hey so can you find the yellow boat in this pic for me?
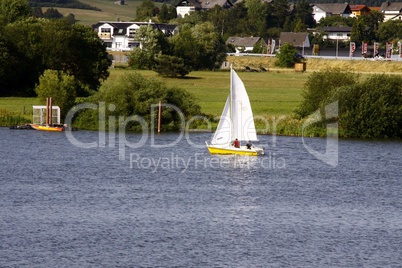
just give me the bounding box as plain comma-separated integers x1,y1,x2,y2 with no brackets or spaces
206,67,264,156
206,143,264,156
30,124,64,132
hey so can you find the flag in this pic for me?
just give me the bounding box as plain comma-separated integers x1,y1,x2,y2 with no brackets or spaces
399,42,402,59
386,42,392,59
350,42,355,57
373,42,379,56
362,42,368,54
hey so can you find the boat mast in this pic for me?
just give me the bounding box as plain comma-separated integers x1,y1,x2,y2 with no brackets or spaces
230,65,233,142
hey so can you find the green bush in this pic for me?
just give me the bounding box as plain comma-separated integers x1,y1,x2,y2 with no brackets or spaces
295,68,358,119
154,54,190,77
275,43,300,68
295,69,402,139
35,69,77,118
74,72,201,132
335,74,402,138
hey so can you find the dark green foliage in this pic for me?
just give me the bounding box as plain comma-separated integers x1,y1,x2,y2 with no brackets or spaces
335,75,402,139
296,70,402,139
158,3,176,22
135,0,156,21
43,7,63,19
127,25,169,70
275,43,300,68
154,54,189,77
377,20,402,43
35,69,77,118
76,73,201,132
0,18,111,96
295,68,358,119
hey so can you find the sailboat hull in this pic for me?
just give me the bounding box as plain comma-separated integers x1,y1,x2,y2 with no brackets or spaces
207,144,264,156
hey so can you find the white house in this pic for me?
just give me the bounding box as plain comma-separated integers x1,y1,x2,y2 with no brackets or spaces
320,27,352,41
92,21,178,51
312,3,352,23
176,0,233,18
380,2,402,21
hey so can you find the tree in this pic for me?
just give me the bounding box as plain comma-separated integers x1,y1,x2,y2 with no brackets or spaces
128,25,169,70
154,53,189,77
75,73,201,131
1,18,111,96
295,68,358,119
0,0,31,26
35,70,77,118
335,74,402,138
43,7,64,19
135,0,156,21
39,20,111,96
294,0,315,29
275,43,299,68
158,3,169,23
171,22,226,70
271,0,289,28
351,17,368,44
377,20,402,43
244,0,268,36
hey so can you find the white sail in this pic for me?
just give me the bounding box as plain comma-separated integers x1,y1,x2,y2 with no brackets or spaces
211,96,232,145
211,68,258,145
230,69,258,141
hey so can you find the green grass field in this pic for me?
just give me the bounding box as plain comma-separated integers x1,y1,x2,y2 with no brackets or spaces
0,70,307,127
104,69,308,116
52,0,157,26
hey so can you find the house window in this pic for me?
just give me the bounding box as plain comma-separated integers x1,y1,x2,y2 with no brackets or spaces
129,29,136,37
116,42,122,48
100,28,111,38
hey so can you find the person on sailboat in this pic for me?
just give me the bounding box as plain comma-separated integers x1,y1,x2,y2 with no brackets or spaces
246,141,252,149
233,138,240,148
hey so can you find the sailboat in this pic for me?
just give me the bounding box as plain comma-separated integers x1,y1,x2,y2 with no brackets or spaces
206,67,264,156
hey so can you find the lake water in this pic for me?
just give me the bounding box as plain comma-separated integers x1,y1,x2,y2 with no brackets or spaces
0,127,401,267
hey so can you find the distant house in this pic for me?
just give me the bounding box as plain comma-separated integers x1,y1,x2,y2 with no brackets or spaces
312,3,352,22
92,21,178,51
176,0,233,18
279,32,310,48
380,1,402,21
349,5,371,17
319,27,352,41
226,36,266,53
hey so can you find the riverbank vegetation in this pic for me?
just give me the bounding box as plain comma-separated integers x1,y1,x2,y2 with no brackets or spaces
2,66,401,139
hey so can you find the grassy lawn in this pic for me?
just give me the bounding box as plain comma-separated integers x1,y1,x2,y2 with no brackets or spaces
0,70,307,127
53,0,159,26
105,69,307,117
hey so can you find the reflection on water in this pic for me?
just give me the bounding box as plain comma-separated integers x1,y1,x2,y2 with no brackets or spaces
0,127,401,267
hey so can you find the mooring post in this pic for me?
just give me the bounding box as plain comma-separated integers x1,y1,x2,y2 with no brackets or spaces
46,98,49,125
158,101,162,134
49,97,53,125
